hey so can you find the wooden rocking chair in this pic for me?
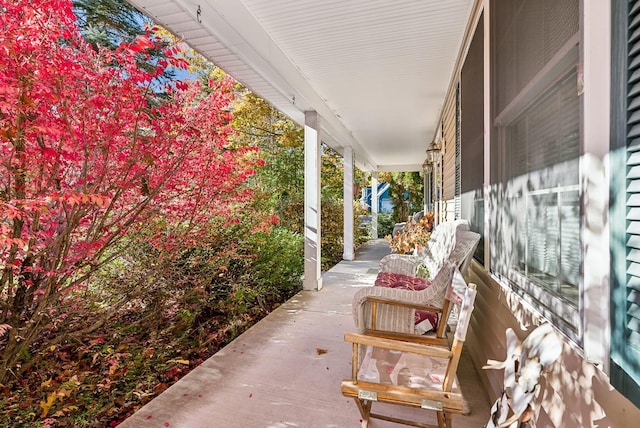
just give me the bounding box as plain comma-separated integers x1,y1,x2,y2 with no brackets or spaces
341,283,477,428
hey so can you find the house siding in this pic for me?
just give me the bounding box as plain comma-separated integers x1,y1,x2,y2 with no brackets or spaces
467,263,640,427
442,87,457,222
442,93,457,203
442,0,640,425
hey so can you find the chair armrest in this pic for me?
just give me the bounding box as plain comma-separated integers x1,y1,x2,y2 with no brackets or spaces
345,332,453,359
352,275,449,333
365,295,444,313
362,330,450,347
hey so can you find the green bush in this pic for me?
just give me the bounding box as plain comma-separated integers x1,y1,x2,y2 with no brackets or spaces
320,200,371,270
353,202,370,246
363,213,395,238
244,227,304,303
321,198,345,270
377,213,396,238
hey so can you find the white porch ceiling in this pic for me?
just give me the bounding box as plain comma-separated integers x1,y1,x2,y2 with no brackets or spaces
126,0,474,172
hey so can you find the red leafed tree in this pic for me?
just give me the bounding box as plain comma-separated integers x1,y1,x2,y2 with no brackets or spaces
0,0,261,381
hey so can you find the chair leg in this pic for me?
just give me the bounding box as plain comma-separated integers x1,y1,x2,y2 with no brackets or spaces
445,412,453,428
438,411,453,428
354,398,372,427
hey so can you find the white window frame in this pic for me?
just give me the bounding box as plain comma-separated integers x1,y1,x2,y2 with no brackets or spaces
489,8,584,343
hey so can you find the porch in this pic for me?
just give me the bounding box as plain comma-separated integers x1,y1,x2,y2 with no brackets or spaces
118,239,491,427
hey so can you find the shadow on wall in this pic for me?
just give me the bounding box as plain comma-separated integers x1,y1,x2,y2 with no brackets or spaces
471,272,638,427
541,345,626,427
467,153,640,427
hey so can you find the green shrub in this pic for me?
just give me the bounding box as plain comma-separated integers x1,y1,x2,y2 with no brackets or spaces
245,227,303,303
321,198,345,270
353,202,370,245
377,213,396,238
363,213,395,238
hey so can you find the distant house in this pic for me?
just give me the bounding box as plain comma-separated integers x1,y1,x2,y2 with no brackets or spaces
360,182,393,213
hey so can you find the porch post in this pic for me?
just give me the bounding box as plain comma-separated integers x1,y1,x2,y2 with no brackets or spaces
303,111,322,291
581,0,611,370
371,172,379,239
343,146,355,260
423,169,429,214
483,0,492,270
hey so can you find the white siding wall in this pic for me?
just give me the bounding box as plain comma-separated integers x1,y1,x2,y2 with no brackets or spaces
466,263,640,427
445,1,640,425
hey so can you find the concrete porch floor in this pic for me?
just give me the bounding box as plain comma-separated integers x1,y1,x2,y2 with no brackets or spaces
119,239,491,428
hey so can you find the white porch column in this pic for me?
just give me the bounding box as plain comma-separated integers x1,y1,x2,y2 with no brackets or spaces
371,172,378,239
304,111,322,291
425,166,433,214
342,146,355,260
423,169,429,214
581,0,611,371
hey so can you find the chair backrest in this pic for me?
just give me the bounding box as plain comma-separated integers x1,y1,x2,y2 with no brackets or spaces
434,264,469,339
419,220,471,278
427,220,469,251
443,283,477,391
454,283,476,342
449,230,481,276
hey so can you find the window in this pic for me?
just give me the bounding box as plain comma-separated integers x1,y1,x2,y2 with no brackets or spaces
460,15,485,264
506,71,580,304
489,0,581,337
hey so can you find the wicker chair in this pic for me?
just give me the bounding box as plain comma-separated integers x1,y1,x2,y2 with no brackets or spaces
379,220,472,279
352,222,480,339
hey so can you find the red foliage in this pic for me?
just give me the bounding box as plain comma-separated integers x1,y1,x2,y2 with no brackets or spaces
0,0,262,379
